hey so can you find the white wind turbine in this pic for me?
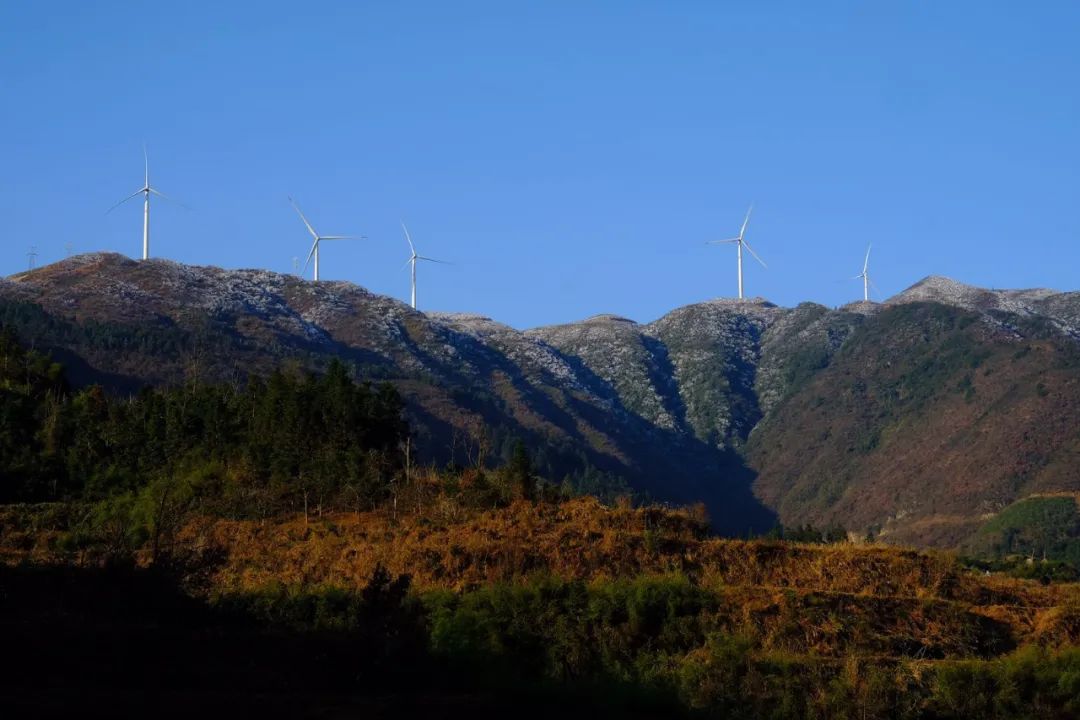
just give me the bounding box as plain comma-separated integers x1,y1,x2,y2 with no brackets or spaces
289,197,363,283
853,244,875,301
707,205,766,299
401,221,450,310
107,145,185,260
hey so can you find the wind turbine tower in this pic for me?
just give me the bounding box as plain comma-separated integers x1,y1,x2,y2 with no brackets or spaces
106,146,183,260
27,246,38,271
707,206,766,299
854,244,873,301
401,221,450,310
289,197,363,283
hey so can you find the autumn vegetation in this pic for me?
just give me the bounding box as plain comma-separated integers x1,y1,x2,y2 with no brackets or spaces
3,326,1080,717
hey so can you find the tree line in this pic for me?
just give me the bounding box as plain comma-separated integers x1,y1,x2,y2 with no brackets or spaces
0,326,407,515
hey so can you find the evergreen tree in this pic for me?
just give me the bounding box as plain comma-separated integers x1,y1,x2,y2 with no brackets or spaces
0,326,408,513
508,439,534,501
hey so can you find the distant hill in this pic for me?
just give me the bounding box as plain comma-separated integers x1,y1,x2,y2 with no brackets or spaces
5,253,1080,549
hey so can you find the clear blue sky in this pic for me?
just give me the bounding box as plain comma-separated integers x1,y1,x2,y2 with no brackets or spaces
2,2,1078,328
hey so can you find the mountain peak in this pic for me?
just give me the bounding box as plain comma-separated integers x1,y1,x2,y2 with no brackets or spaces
890,275,979,303
9,251,133,281
889,275,1061,313
703,296,777,308
583,314,637,325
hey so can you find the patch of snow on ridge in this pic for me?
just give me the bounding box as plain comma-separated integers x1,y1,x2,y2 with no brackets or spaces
889,276,981,307
59,252,133,269
428,312,504,338
890,276,1058,314
889,275,1080,341
431,312,586,391
837,300,881,317
529,315,683,432
144,261,337,343
583,314,637,325
0,275,33,299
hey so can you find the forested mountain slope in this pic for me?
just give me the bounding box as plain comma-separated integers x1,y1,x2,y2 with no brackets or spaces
5,254,1080,548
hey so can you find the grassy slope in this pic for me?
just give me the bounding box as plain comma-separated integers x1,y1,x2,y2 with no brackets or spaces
747,303,1080,548
5,498,1080,717
965,494,1080,564
8,497,1074,656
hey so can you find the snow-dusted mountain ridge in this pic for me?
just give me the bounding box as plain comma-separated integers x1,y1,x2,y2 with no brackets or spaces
6,254,1080,544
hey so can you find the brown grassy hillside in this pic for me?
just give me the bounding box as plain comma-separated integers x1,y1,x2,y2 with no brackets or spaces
6,496,1080,719
0,498,1049,660
747,302,1080,548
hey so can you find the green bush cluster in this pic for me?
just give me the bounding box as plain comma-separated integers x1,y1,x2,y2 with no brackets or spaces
971,497,1080,568
215,571,1080,719
762,523,848,543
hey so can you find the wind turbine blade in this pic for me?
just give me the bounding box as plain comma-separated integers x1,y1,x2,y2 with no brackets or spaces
852,273,865,280
143,143,149,187
863,244,872,273
739,205,753,239
401,257,413,271
318,235,363,241
288,196,319,240
303,239,318,273
417,256,452,264
706,238,740,245
742,240,767,268
401,221,416,255
106,189,144,214
148,188,191,210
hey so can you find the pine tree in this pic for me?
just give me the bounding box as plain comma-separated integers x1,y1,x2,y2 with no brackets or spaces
509,439,534,501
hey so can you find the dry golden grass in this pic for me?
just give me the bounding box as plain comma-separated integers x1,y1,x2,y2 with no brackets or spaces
177,498,1067,601
6,496,1078,660
170,496,1080,655
0,497,1064,600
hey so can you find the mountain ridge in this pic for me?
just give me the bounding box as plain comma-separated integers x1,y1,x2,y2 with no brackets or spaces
11,254,1073,331
5,252,1080,549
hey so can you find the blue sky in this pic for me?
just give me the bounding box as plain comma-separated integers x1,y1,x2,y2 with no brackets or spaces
1,2,1078,328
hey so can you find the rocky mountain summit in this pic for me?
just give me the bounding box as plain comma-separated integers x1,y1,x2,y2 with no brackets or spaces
5,254,1080,547
891,275,1080,340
